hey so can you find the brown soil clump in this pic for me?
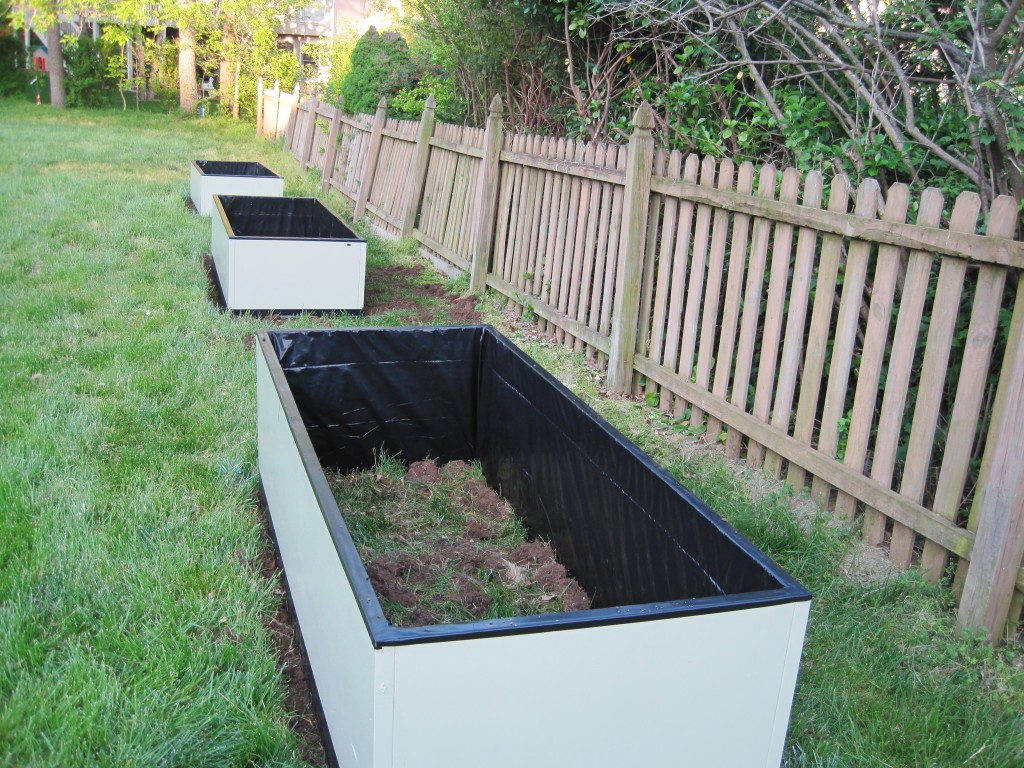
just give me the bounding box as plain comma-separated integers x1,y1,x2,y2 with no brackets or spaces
327,458,590,627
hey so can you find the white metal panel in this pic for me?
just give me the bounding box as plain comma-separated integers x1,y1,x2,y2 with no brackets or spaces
256,350,380,767
190,165,285,215
210,209,233,306
387,601,809,768
230,239,366,311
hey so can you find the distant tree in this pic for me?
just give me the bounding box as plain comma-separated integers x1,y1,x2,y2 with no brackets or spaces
593,0,1024,207
11,2,67,107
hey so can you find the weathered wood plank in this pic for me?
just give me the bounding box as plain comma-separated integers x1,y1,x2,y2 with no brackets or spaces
726,164,778,459
861,189,945,545
660,154,700,408
675,156,717,421
787,175,851,491
918,197,1017,581
810,180,881,507
691,159,735,429
707,161,756,435
764,171,824,476
887,193,979,563
833,184,910,522
748,167,801,467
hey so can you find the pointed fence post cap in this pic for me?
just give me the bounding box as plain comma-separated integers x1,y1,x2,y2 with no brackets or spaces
633,101,654,131
488,94,503,115
423,93,437,110
377,96,387,111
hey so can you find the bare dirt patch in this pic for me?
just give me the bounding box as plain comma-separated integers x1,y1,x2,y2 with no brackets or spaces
327,458,590,627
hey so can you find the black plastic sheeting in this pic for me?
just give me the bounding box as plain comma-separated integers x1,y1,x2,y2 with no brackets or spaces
194,159,280,177
264,326,810,644
218,195,361,241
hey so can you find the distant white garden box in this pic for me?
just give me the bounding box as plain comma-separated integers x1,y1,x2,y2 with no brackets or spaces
189,160,284,215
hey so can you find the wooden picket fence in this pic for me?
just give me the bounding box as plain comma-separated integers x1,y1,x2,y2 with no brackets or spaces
258,81,1024,642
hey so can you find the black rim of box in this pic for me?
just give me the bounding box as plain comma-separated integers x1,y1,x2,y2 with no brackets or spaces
193,159,282,178
215,195,362,243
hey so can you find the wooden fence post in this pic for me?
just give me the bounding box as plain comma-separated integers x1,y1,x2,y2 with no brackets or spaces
606,102,655,393
957,196,1024,642
256,76,264,137
399,94,437,238
469,95,504,295
301,95,320,169
355,97,388,222
232,61,240,120
267,80,280,138
321,98,344,194
283,84,301,148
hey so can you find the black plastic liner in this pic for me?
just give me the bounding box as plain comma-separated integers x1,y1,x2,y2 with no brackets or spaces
193,159,281,177
218,195,360,241
262,326,810,645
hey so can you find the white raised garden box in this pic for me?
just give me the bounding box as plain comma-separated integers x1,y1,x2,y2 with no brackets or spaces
189,160,284,215
256,326,811,768
211,195,366,312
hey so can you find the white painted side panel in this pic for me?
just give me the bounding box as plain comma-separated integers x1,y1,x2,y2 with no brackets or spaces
256,350,378,767
210,211,232,306
388,602,808,768
230,239,366,311
190,168,285,215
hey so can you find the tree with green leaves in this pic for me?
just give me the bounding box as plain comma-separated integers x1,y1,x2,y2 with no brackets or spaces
591,0,1024,208
341,26,415,115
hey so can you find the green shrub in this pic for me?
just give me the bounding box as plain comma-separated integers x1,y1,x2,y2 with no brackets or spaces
63,34,116,107
0,33,27,97
341,26,414,115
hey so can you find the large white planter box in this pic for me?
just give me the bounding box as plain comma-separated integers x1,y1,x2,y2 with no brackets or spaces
211,195,366,312
256,326,811,768
189,160,284,215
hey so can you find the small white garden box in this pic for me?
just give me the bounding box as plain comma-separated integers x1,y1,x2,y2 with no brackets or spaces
189,160,284,215
256,326,811,768
211,195,366,312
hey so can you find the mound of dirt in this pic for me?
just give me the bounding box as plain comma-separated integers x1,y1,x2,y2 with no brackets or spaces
328,459,590,627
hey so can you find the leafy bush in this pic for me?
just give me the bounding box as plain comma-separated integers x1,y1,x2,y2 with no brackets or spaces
0,33,27,97
341,27,414,115
63,34,116,107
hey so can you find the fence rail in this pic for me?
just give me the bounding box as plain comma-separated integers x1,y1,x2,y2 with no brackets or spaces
259,80,1024,642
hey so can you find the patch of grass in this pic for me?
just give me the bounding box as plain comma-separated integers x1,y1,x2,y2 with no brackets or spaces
482,297,1024,767
0,101,333,766
327,455,587,626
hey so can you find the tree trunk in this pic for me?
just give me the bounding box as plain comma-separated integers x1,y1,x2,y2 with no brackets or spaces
219,56,235,116
46,25,65,108
178,24,197,110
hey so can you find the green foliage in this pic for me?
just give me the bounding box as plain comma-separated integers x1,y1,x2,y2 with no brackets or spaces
341,27,414,116
0,15,27,98
302,30,359,104
391,67,466,122
62,34,117,108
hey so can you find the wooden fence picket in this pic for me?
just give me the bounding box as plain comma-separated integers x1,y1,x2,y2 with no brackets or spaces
764,171,824,477
727,164,778,460
748,167,801,467
787,175,851,491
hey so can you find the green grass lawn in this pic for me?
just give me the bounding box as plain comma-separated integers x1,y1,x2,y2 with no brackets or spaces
0,100,1021,767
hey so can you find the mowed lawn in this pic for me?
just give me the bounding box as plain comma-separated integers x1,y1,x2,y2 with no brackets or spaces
1,101,1023,767
0,103,331,766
